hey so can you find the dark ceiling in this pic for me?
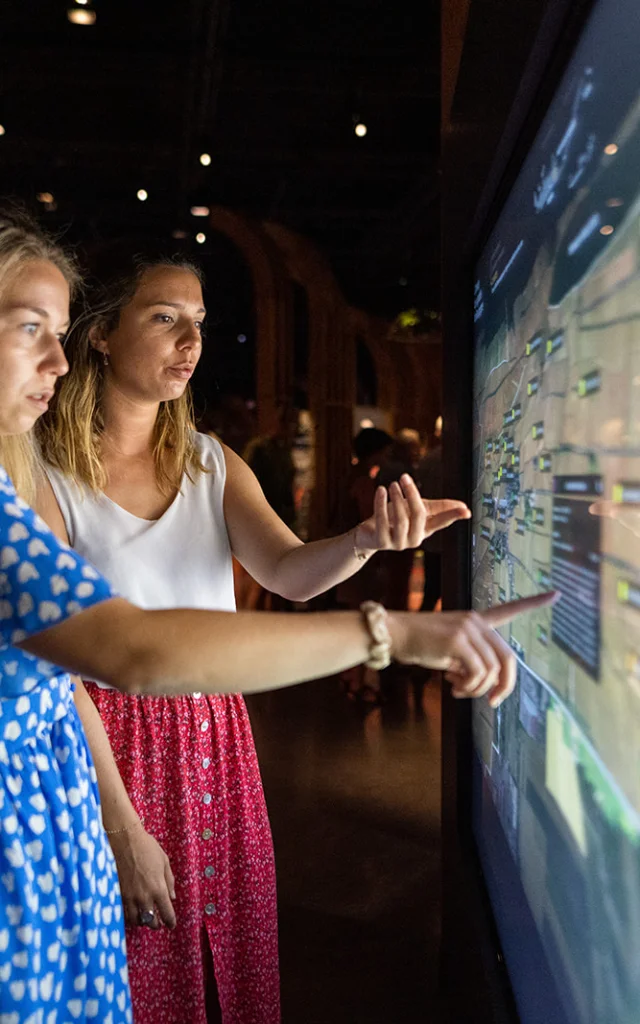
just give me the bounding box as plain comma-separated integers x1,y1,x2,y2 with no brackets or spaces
1,0,440,321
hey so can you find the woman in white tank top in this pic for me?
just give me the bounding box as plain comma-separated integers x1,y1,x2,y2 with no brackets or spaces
36,257,470,1024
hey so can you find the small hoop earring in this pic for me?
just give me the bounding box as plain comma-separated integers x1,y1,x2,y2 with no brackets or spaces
103,353,109,367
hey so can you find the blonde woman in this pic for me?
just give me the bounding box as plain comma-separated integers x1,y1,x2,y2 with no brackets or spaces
0,207,134,1022
34,254,551,1024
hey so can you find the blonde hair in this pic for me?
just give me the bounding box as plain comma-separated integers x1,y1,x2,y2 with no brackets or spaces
37,257,206,495
0,204,80,503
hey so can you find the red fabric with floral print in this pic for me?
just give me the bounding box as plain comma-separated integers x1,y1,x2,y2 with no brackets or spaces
85,684,280,1024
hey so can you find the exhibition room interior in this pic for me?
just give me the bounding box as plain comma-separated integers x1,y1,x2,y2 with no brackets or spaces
1,0,639,1021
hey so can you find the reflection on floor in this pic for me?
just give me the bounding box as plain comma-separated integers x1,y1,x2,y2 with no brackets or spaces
246,672,445,1024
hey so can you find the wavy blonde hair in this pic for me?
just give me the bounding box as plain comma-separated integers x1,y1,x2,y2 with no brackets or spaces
0,204,80,503
37,257,207,495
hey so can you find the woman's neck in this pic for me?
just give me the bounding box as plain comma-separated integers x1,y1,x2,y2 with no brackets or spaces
101,381,159,458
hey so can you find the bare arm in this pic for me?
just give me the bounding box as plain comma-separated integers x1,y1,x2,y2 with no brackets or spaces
19,592,559,708
74,678,140,831
74,678,177,929
223,445,469,602
26,600,373,694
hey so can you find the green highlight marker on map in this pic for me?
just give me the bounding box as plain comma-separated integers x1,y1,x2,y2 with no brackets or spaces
570,717,640,847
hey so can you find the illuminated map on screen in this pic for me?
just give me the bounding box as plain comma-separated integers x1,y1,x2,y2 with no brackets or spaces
472,1,640,1021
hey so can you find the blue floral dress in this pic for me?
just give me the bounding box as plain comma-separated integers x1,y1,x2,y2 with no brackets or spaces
0,465,132,1023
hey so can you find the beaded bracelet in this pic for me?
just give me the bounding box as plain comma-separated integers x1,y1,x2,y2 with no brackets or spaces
360,600,393,670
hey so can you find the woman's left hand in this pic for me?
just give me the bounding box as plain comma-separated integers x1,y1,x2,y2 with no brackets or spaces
355,473,470,553
108,824,177,931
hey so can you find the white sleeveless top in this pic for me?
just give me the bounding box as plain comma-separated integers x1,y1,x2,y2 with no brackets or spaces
46,432,236,689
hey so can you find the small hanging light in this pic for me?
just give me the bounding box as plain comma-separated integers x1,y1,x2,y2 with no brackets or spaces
67,8,96,24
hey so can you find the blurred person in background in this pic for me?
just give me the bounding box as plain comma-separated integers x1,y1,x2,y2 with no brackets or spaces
244,402,298,533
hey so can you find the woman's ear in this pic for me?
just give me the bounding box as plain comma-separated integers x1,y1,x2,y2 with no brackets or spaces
88,322,108,356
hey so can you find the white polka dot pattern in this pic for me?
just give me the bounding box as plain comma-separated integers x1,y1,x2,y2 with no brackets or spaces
0,465,132,1021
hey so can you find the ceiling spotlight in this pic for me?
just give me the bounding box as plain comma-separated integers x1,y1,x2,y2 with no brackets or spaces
0,125,5,137
354,123,367,138
172,229,188,239
137,189,148,201
199,153,212,167
600,224,614,236
196,232,206,244
190,205,210,217
604,143,618,155
75,0,89,4
36,192,54,204
67,8,96,24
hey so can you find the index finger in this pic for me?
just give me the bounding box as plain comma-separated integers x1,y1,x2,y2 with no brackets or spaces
481,590,560,627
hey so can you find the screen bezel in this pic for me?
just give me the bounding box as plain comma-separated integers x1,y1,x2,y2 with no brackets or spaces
440,0,598,1019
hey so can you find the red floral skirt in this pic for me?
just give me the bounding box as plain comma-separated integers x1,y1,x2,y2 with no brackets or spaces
85,684,280,1024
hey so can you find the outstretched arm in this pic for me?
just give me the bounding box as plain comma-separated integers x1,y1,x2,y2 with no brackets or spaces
223,445,470,601
20,592,559,709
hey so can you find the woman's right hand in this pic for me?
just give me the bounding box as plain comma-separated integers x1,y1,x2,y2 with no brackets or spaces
108,824,177,930
390,592,559,708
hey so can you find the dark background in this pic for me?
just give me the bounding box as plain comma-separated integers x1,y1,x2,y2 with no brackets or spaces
1,0,440,406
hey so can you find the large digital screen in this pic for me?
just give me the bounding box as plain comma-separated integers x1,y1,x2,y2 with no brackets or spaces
472,1,640,1021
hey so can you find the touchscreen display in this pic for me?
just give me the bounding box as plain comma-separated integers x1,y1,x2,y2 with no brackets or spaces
472,1,640,1020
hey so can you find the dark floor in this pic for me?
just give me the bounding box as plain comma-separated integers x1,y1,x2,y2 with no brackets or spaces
246,673,445,1024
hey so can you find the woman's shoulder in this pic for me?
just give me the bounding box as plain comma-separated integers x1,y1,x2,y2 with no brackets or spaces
190,432,229,490
0,464,115,646
192,430,224,462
